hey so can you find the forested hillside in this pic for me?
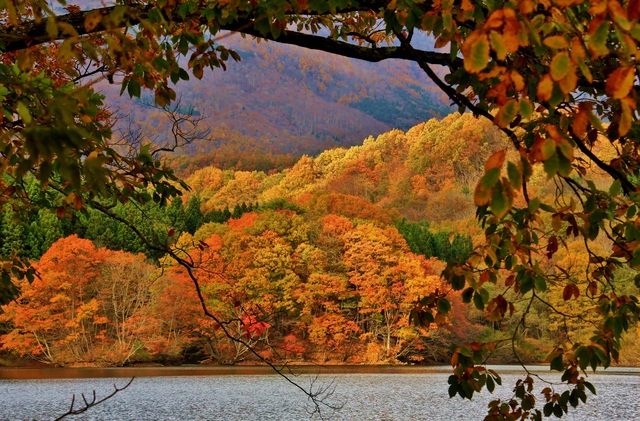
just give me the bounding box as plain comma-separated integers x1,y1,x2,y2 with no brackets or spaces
102,34,450,171
2,114,639,367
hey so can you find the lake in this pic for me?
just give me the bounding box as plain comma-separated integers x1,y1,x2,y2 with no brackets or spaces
1,366,639,420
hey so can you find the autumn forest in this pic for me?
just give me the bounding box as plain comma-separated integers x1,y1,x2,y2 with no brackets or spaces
2,114,638,368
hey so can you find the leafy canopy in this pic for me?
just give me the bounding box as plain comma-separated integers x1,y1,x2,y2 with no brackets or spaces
2,0,640,419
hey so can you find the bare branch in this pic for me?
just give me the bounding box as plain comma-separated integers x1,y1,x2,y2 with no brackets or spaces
53,377,135,421
149,98,211,156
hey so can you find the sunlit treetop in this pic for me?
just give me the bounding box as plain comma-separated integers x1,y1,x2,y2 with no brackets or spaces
2,1,640,419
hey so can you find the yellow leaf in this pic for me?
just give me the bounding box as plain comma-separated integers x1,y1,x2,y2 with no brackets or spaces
543,36,568,49
550,52,571,81
587,19,610,57
558,66,577,94
485,149,507,171
495,100,517,128
537,74,554,101
556,138,574,160
606,66,636,99
489,31,507,60
462,31,490,73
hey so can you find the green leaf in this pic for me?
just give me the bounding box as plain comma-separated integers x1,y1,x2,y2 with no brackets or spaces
609,180,622,196
507,162,521,187
519,98,534,119
589,21,610,56
463,32,490,73
496,99,517,128
543,402,554,417
437,298,452,314
550,52,570,81
543,153,560,177
481,168,501,188
486,375,495,393
584,381,596,395
489,31,507,60
16,101,32,124
491,183,511,217
448,384,458,398
127,79,141,98
473,291,485,310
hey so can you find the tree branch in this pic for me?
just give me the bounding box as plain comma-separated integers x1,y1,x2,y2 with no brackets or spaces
53,377,135,421
569,132,635,194
0,2,392,52
234,24,459,66
0,3,458,70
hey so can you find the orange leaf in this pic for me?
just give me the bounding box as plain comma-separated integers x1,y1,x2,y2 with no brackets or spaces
511,71,525,91
543,36,569,49
518,0,535,14
606,66,636,99
537,74,554,101
530,136,556,162
619,99,634,137
558,66,578,94
571,103,592,138
485,149,507,171
474,183,491,206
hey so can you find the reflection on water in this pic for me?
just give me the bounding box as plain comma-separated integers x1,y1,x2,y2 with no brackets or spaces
1,368,639,420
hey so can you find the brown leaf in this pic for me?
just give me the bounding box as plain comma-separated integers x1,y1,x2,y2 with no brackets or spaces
546,235,558,259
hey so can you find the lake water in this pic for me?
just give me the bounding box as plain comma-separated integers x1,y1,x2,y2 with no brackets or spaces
1,367,639,420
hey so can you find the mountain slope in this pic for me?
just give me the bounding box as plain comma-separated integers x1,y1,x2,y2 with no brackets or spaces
186,113,506,226
100,34,451,161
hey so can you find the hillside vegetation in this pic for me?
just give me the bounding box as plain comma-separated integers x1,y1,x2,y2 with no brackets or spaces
3,114,639,367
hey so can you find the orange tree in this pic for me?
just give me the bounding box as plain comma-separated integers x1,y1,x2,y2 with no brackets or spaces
2,0,640,419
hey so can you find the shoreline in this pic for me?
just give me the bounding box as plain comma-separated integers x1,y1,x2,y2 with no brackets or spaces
2,364,640,380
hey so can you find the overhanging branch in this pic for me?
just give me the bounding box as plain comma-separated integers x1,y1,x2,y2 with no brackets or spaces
0,2,457,70
235,24,460,66
0,2,391,52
